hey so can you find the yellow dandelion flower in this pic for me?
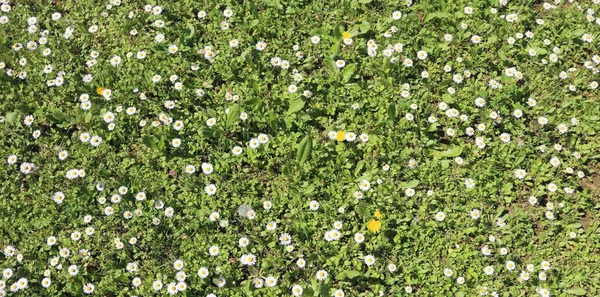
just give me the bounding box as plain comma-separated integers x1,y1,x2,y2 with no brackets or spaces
96,87,105,95
374,209,382,219
336,131,346,141
367,219,381,233
342,31,352,39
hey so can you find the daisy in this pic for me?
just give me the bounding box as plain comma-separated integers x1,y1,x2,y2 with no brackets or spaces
232,146,243,155
354,232,365,243
256,41,267,51
110,56,121,66
209,246,219,256
197,267,209,278
265,276,277,287
153,280,163,291
470,209,481,220
292,285,303,296
83,283,94,294
205,184,217,195
316,270,328,281
435,211,446,221
515,169,526,179
465,178,475,188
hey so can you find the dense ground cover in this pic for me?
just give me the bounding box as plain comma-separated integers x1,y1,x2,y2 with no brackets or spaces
1,0,600,296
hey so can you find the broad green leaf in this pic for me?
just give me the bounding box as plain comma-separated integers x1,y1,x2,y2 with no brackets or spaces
341,64,356,83
440,159,450,169
287,98,305,114
226,104,240,130
571,28,587,39
47,111,72,123
433,147,463,158
325,57,336,72
282,164,291,176
200,128,222,139
142,135,158,148
401,180,420,188
566,288,587,296
498,50,508,61
359,21,371,33
244,96,261,105
330,42,340,56
296,134,312,164
387,104,396,122
185,22,195,38
424,12,451,23
5,111,19,123
345,270,361,279
442,93,454,104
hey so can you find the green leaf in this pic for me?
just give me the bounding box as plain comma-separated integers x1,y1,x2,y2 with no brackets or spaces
325,57,336,72
226,104,241,130
296,134,312,164
47,111,72,123
387,103,396,121
244,96,261,105
248,19,259,28
341,64,357,83
566,288,587,296
498,50,508,62
287,98,305,114
185,22,195,39
463,227,477,235
333,25,342,40
571,29,586,39
282,164,291,176
424,12,451,23
142,135,158,148
84,112,92,123
427,123,439,132
401,180,420,188
330,42,340,56
440,159,450,169
442,93,454,104
200,128,222,139
432,147,463,158
345,270,361,279
359,21,371,33
5,111,19,123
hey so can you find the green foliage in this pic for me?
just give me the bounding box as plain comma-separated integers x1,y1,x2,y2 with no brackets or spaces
0,0,600,296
